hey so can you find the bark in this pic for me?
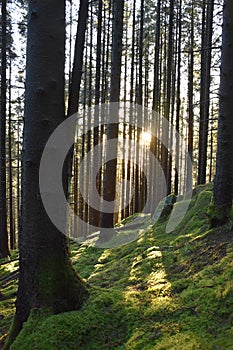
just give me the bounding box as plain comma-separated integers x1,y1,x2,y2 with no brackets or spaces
210,0,233,226
5,2,88,347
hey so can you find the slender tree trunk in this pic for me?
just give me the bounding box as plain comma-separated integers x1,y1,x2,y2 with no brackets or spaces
187,2,194,192
85,3,93,226
198,0,214,184
174,0,182,195
65,0,88,200
5,2,88,347
162,0,174,195
0,0,10,258
99,0,124,240
67,0,88,117
90,0,103,227
8,56,15,250
134,0,144,213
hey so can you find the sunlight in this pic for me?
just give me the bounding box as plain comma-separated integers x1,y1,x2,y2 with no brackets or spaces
141,131,152,145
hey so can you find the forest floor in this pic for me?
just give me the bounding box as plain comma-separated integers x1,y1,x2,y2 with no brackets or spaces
1,184,233,349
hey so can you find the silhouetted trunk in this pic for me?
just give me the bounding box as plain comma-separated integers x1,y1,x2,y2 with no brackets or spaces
8,57,15,249
67,0,88,117
65,0,88,202
90,0,103,227
134,0,144,212
187,2,194,192
162,0,174,195
99,0,124,240
198,0,214,184
210,0,233,226
174,0,182,195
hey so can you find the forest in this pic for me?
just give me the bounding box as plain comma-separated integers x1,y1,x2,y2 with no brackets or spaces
0,0,233,349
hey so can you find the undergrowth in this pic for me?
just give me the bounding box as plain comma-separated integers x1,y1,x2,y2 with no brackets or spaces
1,184,233,349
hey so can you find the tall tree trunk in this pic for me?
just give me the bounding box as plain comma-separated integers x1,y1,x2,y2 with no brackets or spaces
5,1,88,347
85,3,93,226
0,0,10,258
198,0,214,184
210,0,233,226
8,56,15,250
187,2,194,192
65,0,88,202
99,0,124,241
174,0,182,195
67,0,88,117
134,0,144,213
90,0,103,227
161,0,174,195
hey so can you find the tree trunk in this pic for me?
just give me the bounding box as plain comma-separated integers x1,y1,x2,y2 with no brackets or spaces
0,0,10,258
210,0,233,226
5,1,88,347
161,0,174,195
174,0,182,195
99,0,124,241
187,1,194,192
65,0,88,208
198,0,214,184
90,0,103,227
8,56,15,250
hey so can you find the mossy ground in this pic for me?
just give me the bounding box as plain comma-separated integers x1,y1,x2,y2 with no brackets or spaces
0,251,18,348
1,184,233,349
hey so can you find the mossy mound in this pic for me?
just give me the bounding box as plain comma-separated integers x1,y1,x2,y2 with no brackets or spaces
2,184,233,349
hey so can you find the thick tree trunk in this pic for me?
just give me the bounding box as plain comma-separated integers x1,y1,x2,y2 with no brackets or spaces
0,0,10,258
210,0,233,226
5,1,88,347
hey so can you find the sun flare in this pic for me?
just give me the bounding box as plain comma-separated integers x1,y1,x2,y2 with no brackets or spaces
141,131,152,145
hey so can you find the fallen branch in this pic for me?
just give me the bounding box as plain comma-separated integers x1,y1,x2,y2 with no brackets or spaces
0,269,19,286
0,291,17,301
0,257,19,266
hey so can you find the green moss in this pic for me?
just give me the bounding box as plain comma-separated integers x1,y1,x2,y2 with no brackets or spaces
208,198,232,227
0,253,18,348
3,184,233,349
38,249,88,314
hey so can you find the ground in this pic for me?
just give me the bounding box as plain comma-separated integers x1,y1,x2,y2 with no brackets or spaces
1,184,233,349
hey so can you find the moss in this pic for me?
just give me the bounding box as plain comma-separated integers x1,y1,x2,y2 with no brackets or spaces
0,254,18,349
208,198,232,227
38,249,88,314
3,184,233,349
